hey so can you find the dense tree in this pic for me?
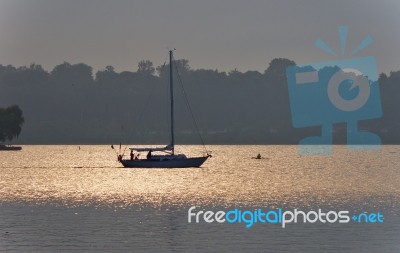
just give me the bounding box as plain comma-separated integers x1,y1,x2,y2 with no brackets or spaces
51,62,93,85
137,60,155,76
0,105,24,142
264,58,296,80
95,65,117,82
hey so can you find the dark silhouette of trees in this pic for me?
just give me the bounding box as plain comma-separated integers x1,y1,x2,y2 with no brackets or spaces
95,65,117,82
51,62,93,85
137,60,155,76
0,57,398,144
264,58,296,78
0,105,24,142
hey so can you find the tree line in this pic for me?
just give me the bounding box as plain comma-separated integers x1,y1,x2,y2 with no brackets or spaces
0,58,398,144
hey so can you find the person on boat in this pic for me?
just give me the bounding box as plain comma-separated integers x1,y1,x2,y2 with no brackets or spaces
256,153,261,159
130,150,134,160
147,150,152,160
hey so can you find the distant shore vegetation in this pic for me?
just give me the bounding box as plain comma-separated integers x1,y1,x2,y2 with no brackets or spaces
0,58,398,144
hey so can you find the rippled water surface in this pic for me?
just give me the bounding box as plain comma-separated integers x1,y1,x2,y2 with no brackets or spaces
1,145,399,252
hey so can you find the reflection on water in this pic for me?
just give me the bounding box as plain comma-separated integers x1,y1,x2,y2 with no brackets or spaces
1,145,400,252
0,145,399,208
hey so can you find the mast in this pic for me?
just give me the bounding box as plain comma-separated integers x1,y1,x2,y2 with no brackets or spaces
169,50,175,154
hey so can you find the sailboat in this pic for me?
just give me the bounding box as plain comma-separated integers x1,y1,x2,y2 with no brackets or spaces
119,50,210,168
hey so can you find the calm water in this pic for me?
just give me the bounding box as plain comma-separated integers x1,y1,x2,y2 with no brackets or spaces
0,145,399,252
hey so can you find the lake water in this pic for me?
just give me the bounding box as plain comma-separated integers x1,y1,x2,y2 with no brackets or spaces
1,145,399,252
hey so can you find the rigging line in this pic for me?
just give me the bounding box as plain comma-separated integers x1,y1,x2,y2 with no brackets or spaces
172,56,209,155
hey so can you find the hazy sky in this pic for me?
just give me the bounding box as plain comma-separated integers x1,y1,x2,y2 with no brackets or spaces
0,0,399,74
